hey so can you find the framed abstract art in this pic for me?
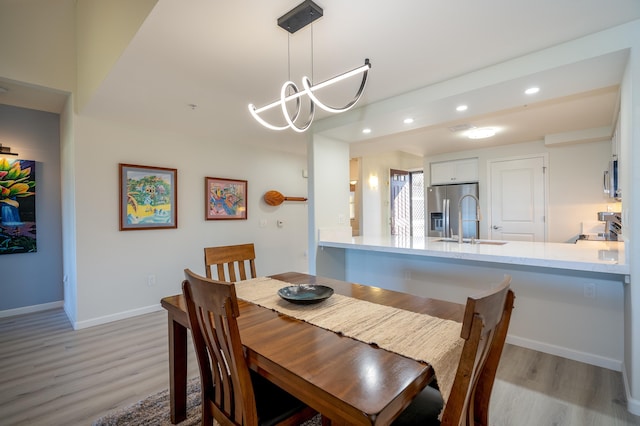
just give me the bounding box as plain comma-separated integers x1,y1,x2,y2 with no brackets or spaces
205,177,247,220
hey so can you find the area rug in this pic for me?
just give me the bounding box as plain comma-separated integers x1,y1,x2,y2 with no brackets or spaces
93,376,321,426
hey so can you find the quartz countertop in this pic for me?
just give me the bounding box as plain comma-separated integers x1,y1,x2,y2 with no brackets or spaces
318,235,628,275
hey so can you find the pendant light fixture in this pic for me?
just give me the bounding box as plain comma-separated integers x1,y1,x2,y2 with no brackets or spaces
248,0,371,132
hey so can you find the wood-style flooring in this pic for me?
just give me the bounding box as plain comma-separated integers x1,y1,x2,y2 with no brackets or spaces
0,308,638,426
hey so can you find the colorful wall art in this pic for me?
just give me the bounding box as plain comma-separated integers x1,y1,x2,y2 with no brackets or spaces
119,163,177,230
205,177,247,220
0,158,37,254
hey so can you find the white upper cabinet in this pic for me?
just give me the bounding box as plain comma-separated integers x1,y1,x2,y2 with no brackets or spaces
430,158,479,185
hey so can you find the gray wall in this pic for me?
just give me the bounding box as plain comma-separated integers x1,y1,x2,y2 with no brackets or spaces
0,104,62,311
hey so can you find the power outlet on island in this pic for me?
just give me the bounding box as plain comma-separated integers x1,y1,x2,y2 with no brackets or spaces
583,283,596,299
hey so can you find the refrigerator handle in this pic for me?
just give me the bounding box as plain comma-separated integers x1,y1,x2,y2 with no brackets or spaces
443,199,450,238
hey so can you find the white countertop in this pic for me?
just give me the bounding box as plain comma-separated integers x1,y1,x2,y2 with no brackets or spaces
318,235,628,275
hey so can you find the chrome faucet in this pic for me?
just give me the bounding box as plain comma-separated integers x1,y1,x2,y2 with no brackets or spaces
458,194,481,243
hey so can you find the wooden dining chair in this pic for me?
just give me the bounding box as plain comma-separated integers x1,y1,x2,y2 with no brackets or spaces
204,243,257,282
392,275,515,426
182,268,316,426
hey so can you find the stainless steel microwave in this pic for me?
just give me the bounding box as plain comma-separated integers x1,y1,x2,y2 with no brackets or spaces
604,159,621,200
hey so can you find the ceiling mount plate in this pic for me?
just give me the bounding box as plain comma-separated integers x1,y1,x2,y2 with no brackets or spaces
277,0,323,34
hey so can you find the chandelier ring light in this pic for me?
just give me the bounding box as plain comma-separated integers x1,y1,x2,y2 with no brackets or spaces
249,59,370,132
248,0,371,132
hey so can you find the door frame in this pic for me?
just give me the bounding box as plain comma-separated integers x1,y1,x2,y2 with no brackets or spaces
389,169,424,237
486,153,549,241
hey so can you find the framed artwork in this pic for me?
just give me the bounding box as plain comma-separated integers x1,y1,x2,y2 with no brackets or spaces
205,177,247,220
0,158,37,254
119,163,177,230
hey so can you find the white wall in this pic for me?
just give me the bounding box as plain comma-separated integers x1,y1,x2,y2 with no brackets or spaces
620,31,640,414
60,96,78,323
423,139,615,242
308,134,351,276
71,113,309,327
0,0,75,93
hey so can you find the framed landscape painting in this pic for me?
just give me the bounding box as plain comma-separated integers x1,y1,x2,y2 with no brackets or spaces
205,177,247,220
119,163,177,230
0,158,37,254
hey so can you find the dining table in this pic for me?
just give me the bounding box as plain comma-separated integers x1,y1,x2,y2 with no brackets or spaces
160,271,465,425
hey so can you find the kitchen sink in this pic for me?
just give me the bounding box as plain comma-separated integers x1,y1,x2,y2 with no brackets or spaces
436,238,508,245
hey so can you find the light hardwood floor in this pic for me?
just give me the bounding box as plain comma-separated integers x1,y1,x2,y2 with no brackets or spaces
0,308,638,426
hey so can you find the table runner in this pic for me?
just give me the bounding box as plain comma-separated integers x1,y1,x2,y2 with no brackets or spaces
235,277,464,414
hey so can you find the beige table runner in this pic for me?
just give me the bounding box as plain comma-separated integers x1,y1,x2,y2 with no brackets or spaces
235,277,464,412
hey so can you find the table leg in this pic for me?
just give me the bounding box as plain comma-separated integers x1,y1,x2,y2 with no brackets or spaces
168,314,188,424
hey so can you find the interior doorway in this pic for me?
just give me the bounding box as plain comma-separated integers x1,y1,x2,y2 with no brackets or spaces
390,169,425,237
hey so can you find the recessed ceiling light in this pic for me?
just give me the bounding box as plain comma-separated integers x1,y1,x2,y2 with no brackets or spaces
403,118,414,124
525,87,540,95
456,105,468,112
467,127,496,139
362,128,372,134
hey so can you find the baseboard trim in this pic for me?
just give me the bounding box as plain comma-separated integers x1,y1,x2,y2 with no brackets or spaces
0,301,64,318
73,304,162,330
506,335,623,372
622,362,640,415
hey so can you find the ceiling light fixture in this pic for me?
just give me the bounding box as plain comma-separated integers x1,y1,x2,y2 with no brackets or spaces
456,105,468,112
362,128,372,134
403,118,414,124
467,127,496,139
248,0,371,133
525,87,540,95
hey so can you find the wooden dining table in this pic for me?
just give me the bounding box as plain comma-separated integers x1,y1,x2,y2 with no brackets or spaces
160,271,464,425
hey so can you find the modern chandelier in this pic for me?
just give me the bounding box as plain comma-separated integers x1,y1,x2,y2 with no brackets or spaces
248,0,371,133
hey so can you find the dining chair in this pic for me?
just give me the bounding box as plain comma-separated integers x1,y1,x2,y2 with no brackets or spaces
204,243,257,282
392,275,515,426
182,268,316,426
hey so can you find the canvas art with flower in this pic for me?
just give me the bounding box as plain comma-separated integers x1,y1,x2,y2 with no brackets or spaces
0,158,37,254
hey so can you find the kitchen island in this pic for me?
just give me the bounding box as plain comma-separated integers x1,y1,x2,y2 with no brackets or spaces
316,234,627,372
319,235,628,275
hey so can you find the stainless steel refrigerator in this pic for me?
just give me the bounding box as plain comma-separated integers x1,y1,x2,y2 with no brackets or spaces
427,183,479,238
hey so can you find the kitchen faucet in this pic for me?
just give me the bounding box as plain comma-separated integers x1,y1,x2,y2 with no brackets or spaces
458,194,481,243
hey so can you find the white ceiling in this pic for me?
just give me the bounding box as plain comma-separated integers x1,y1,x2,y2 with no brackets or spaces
4,0,640,157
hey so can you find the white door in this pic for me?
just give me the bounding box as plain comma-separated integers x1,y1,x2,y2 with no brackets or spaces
489,156,546,241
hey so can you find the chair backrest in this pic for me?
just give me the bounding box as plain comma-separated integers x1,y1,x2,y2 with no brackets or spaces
441,275,515,426
204,243,257,282
183,268,259,425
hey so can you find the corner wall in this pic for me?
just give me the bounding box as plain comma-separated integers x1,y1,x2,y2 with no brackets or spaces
0,105,63,312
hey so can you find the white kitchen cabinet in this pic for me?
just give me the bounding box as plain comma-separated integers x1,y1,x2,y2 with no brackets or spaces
430,158,479,185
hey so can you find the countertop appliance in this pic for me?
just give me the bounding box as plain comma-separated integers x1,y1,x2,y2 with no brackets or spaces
427,183,479,238
577,212,622,241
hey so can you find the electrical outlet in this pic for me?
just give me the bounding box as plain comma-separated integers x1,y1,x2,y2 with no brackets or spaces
583,283,596,299
147,274,157,287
